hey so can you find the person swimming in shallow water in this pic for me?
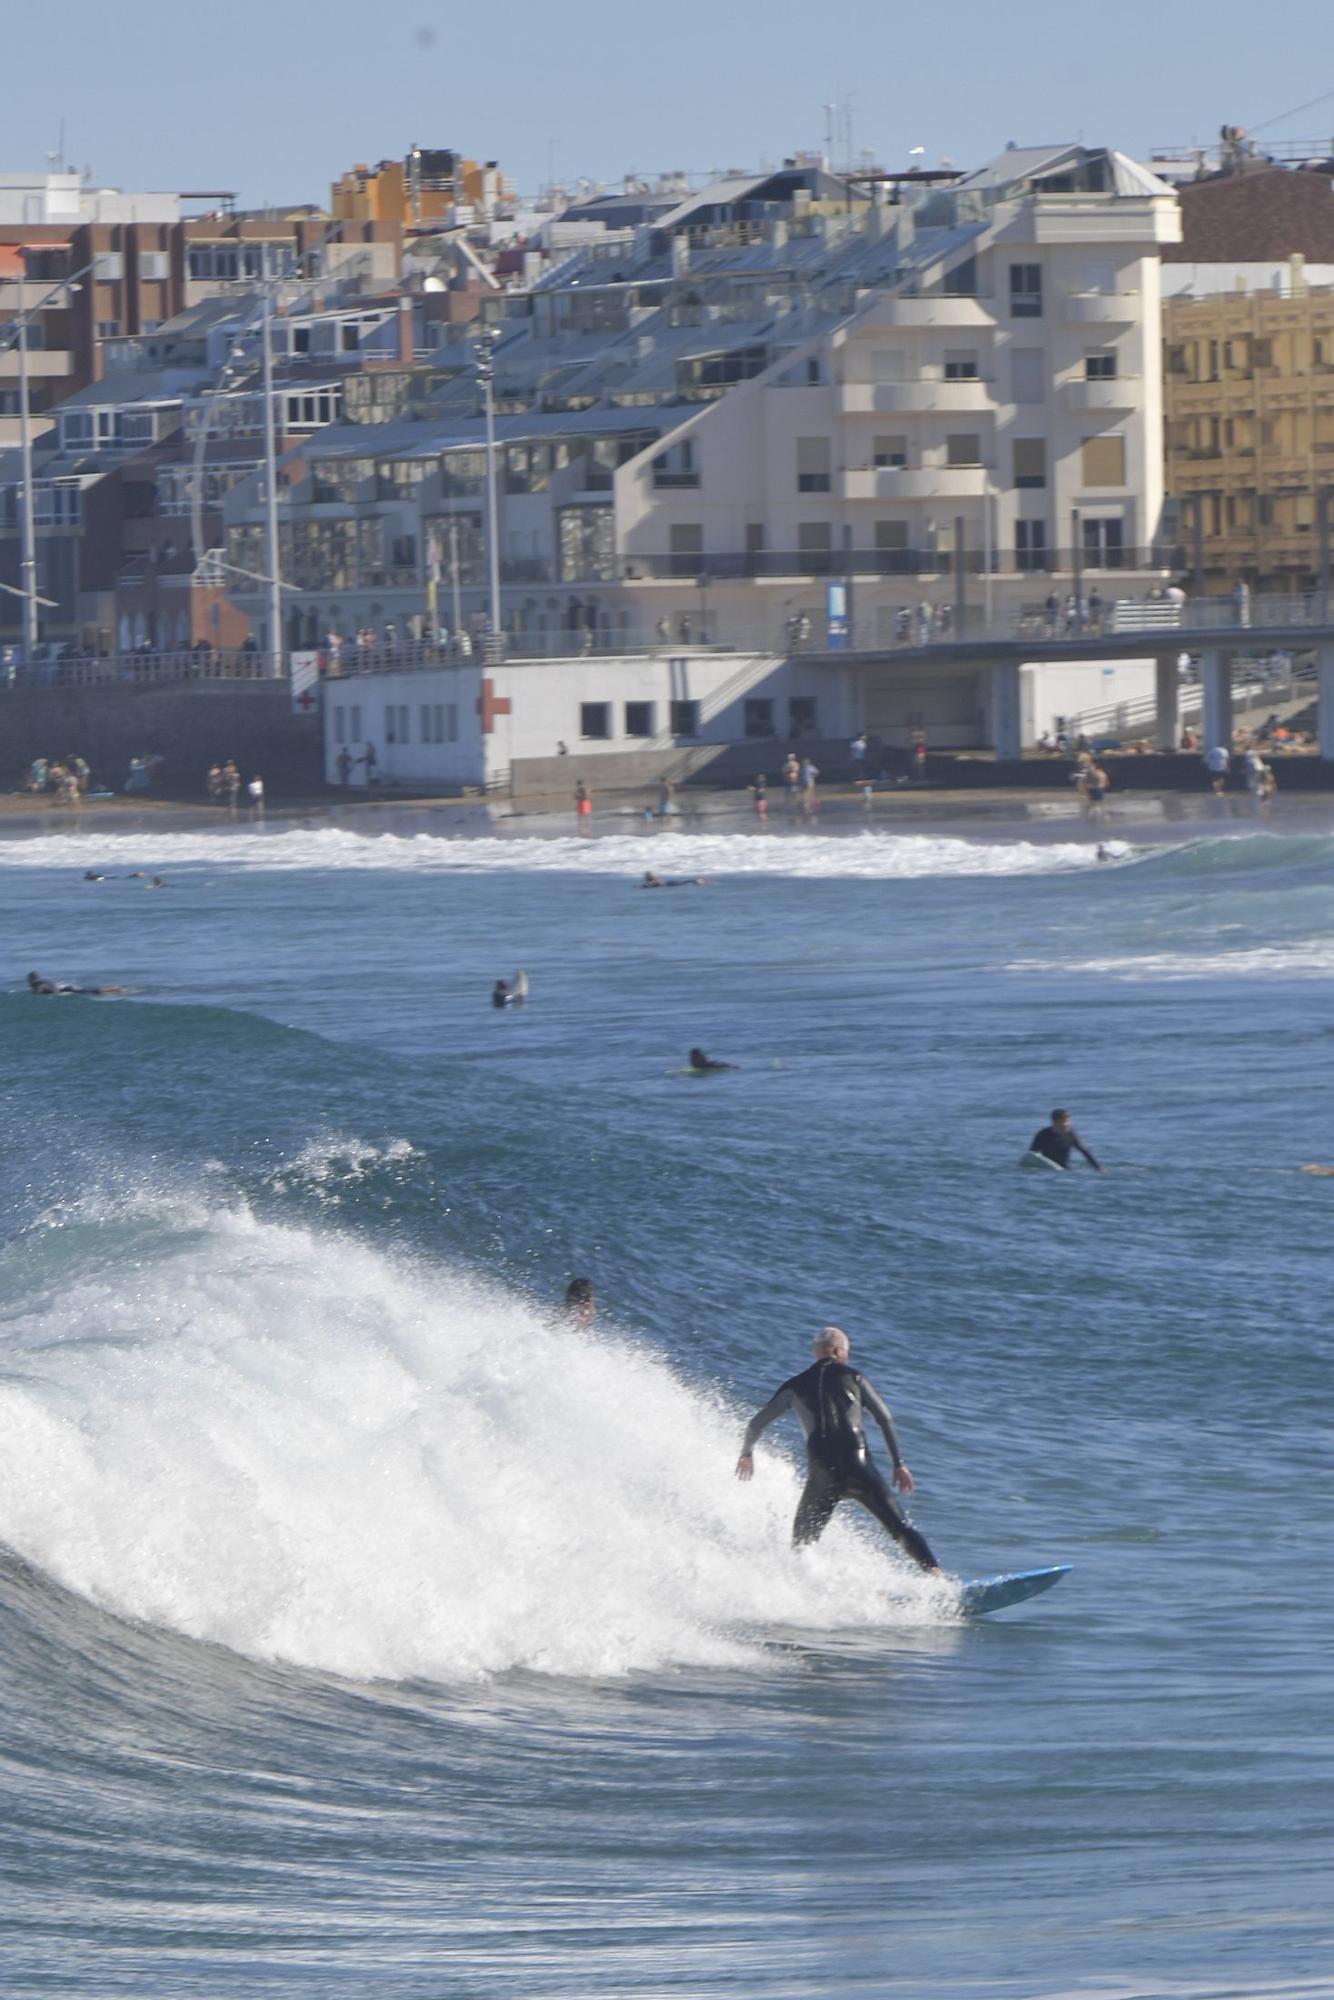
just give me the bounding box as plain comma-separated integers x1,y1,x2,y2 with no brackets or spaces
642,871,709,888
688,1047,734,1072
1029,1109,1104,1172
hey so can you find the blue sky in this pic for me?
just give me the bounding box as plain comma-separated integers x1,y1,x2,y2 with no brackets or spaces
7,0,1334,209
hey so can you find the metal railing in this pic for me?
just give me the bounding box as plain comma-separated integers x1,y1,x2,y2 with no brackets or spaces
616,545,1185,583
2,648,271,691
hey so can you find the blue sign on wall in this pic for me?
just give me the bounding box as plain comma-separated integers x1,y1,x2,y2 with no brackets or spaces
826,580,849,651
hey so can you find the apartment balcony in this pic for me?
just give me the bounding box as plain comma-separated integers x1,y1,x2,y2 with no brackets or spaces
838,378,995,415
840,464,990,501
870,294,995,330
0,348,73,379
1063,290,1139,325
1064,374,1141,412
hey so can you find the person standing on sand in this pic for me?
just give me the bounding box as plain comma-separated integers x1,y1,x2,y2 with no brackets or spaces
247,775,265,821
575,779,592,824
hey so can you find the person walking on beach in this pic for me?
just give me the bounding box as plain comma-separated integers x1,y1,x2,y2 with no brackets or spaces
782,752,801,804
736,1326,942,1572
223,761,241,818
1204,743,1231,796
799,755,819,814
247,774,265,821
575,779,592,824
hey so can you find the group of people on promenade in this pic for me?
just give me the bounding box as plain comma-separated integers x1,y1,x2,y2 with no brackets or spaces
206,763,265,819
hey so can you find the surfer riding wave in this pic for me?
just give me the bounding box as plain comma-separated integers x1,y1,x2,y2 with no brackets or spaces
735,1326,941,1572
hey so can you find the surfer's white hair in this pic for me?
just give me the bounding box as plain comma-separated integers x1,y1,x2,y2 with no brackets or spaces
814,1326,850,1359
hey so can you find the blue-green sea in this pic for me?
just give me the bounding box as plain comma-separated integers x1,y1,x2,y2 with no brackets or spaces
0,800,1330,1998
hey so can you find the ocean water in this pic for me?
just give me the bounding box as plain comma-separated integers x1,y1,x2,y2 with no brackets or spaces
1,804,1331,1998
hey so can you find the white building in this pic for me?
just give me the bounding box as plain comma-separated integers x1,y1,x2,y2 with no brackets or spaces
226,145,1184,740
322,649,857,793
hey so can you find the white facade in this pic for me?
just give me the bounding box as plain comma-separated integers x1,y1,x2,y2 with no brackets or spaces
1020,658,1157,742
0,173,180,227
322,650,857,788
224,144,1184,663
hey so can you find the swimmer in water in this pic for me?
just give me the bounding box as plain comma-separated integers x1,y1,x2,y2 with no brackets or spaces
736,1326,942,1572
564,1276,596,1325
83,870,105,882
1096,843,1115,863
27,971,127,997
642,871,709,888
688,1047,734,1072
492,979,513,1008
1028,1108,1104,1173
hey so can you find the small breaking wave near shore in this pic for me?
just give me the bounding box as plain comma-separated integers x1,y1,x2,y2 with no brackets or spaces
0,822,1122,880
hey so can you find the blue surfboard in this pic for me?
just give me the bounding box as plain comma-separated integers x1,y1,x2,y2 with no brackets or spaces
959,1564,1070,1616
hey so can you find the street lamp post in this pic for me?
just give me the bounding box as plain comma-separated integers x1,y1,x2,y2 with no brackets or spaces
3,260,95,664
16,299,38,665
475,326,503,658
259,267,283,678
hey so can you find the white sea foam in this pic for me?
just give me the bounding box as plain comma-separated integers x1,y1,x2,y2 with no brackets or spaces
0,1192,952,1682
0,823,1110,881
264,1134,421,1197
1005,940,1334,981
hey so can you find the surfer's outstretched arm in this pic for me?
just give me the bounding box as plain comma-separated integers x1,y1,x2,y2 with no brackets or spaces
858,1376,914,1493
735,1383,793,1478
1072,1131,1104,1172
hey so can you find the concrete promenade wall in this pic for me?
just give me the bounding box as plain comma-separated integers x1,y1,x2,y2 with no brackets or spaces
1,683,324,795
509,737,854,803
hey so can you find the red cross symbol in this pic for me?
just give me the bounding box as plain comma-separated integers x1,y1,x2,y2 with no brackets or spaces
476,677,512,735
295,688,316,711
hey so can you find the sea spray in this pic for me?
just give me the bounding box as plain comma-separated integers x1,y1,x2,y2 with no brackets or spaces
0,1187,947,1683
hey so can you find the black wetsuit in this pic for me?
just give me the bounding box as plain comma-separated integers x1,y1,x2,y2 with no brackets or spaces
741,1358,938,1570
1030,1124,1099,1170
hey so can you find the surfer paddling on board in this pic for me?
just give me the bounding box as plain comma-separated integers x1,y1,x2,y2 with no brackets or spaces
1029,1109,1104,1173
735,1326,942,1572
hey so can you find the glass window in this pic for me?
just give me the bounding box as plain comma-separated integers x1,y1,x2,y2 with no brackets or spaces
796,437,831,493
944,351,979,380
440,450,486,497
580,702,611,740
667,521,704,579
624,701,655,737
1009,264,1042,318
558,506,615,582
788,696,818,735
797,522,833,574
652,439,699,488
946,434,982,467
873,435,907,468
744,698,775,738
670,699,699,737
1015,521,1047,572
1085,351,1117,380
1013,438,1046,489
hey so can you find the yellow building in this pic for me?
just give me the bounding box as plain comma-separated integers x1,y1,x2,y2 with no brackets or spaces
1164,273,1334,592
332,150,511,230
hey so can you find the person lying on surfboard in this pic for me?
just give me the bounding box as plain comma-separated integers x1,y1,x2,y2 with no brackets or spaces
1029,1109,1103,1172
735,1326,942,1573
